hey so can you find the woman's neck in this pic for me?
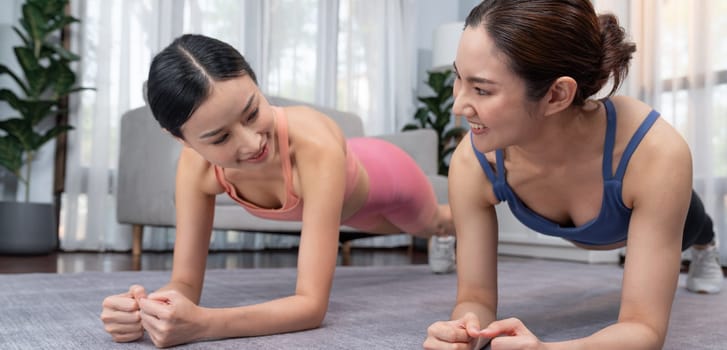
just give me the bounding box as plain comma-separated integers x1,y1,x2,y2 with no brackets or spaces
509,101,604,168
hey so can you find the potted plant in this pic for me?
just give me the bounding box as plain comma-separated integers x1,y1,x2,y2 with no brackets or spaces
403,69,467,176
0,0,86,254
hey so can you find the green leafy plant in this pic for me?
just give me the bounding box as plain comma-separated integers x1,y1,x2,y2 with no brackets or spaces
0,0,86,201
403,69,467,176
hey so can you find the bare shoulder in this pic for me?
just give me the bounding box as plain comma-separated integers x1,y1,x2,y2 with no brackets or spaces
609,95,651,115
280,106,348,201
177,147,225,195
610,95,691,164
612,96,693,206
282,105,346,150
449,134,500,207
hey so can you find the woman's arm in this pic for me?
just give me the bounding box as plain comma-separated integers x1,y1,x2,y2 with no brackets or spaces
544,114,693,349
450,138,499,324
199,107,347,338
159,146,218,301
425,135,500,350
102,146,218,346
135,146,222,347
139,113,348,347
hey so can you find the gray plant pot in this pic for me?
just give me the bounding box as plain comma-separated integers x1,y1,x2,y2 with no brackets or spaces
0,201,58,255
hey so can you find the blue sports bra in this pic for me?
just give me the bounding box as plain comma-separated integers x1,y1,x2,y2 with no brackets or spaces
472,98,660,246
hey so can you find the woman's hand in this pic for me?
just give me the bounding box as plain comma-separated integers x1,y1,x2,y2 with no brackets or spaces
424,312,488,350
479,318,545,350
138,289,208,348
100,285,147,343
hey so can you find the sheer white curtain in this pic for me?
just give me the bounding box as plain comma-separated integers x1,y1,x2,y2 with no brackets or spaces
60,0,418,251
598,0,727,263
263,0,417,134
61,0,183,251
336,0,417,134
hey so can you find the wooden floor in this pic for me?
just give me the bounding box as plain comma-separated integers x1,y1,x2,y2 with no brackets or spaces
1,248,723,276
0,247,428,274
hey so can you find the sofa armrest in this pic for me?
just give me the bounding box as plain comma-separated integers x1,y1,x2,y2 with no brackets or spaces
117,106,180,227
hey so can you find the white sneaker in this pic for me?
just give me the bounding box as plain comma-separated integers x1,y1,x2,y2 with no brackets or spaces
686,244,723,294
428,236,456,274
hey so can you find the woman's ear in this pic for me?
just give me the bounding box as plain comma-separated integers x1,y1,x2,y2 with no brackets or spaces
543,76,577,116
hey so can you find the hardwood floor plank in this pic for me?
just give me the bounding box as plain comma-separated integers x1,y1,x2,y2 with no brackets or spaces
0,247,427,274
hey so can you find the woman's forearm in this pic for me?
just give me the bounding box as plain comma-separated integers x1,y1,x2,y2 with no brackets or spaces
546,321,663,350
200,294,328,340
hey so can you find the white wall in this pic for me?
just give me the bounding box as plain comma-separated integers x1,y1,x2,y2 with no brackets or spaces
412,0,486,98
413,0,466,96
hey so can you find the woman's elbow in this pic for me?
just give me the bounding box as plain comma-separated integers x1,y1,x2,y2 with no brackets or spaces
305,315,325,330
298,298,329,330
308,303,329,328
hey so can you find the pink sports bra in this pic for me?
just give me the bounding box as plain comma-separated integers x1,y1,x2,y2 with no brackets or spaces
213,106,360,221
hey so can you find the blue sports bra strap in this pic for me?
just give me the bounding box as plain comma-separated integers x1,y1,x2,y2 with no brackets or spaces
470,132,498,183
614,110,661,180
496,149,506,178
602,98,617,179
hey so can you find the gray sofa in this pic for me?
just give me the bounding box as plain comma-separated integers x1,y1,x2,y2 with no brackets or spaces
117,96,448,256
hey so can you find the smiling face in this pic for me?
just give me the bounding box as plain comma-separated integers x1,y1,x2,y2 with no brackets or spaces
452,25,544,154
178,75,276,169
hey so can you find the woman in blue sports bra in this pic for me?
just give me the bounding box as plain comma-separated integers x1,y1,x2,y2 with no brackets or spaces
424,1,723,349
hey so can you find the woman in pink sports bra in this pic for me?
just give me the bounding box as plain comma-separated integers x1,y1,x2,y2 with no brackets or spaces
99,34,455,348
